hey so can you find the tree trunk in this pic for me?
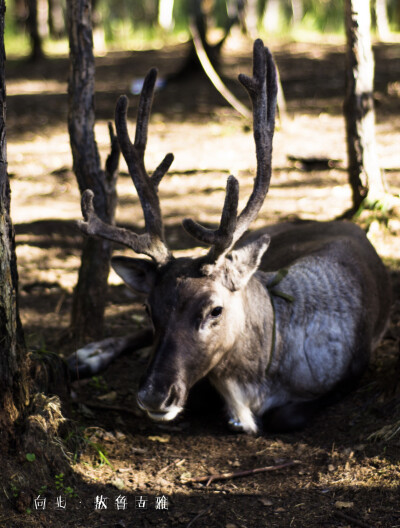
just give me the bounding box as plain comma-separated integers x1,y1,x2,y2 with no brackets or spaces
244,0,258,38
26,0,45,61
158,0,174,30
48,0,65,38
374,0,390,41
0,0,29,448
291,0,303,25
343,0,385,212
67,0,119,344
169,0,225,82
263,0,282,33
13,0,28,30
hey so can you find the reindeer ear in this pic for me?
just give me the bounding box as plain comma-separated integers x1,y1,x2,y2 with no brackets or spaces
111,256,157,295
222,234,271,291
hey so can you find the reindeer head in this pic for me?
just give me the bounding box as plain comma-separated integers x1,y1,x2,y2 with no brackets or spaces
78,39,277,422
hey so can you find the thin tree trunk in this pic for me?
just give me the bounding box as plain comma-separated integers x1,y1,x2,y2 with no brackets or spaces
158,0,174,30
0,0,29,448
13,0,28,29
67,0,119,344
227,0,246,34
169,0,225,81
48,0,64,38
291,0,303,25
263,0,281,33
374,0,390,41
343,0,384,211
26,0,44,61
244,0,258,38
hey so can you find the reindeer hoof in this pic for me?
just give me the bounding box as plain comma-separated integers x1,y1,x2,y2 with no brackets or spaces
228,418,246,432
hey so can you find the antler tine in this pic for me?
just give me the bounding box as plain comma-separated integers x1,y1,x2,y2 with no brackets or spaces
105,121,120,182
113,69,172,264
77,189,168,262
235,39,277,241
182,39,277,262
182,175,239,255
78,68,173,264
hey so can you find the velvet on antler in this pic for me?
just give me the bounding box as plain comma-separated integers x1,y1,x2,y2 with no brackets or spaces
182,39,277,263
78,68,173,265
78,39,277,267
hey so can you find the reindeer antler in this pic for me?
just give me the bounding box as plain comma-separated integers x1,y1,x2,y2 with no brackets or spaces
78,40,276,267
182,39,277,263
78,68,173,265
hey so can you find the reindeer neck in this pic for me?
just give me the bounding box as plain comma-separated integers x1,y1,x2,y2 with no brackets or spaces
211,275,275,382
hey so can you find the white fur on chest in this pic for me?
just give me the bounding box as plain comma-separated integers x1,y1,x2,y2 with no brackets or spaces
215,377,278,434
223,379,260,433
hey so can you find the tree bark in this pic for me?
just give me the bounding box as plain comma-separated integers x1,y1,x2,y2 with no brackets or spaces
26,0,45,61
48,0,65,39
291,0,303,25
158,0,174,30
343,0,385,212
263,0,282,33
374,0,390,41
67,0,119,344
0,0,29,448
244,0,258,38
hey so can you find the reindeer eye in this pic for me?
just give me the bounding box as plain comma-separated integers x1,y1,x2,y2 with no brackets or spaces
210,306,223,318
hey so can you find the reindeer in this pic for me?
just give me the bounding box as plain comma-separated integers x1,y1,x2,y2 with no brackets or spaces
70,40,391,433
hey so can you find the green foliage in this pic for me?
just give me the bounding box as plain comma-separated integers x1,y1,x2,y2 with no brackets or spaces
87,441,114,469
354,192,400,229
4,8,30,57
54,472,64,490
25,453,36,462
89,375,108,392
387,0,400,30
3,0,400,59
301,0,344,33
10,483,19,498
54,473,78,497
96,0,190,46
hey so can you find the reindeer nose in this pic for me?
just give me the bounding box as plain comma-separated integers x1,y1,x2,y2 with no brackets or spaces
137,381,183,421
137,384,163,412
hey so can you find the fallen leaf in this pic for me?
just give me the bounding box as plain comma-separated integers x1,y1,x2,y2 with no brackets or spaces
148,435,170,443
111,477,125,490
335,501,354,509
98,391,117,403
259,497,273,506
156,477,172,488
180,472,192,482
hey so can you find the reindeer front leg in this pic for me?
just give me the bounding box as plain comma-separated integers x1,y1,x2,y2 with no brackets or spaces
67,328,153,379
211,377,260,434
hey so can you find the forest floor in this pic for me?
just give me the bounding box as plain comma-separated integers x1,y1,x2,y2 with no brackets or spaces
1,35,400,528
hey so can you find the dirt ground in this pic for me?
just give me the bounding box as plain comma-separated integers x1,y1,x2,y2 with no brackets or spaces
1,36,400,528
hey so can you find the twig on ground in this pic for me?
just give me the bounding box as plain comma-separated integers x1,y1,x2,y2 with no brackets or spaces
80,400,141,416
158,458,186,476
2,485,11,503
55,291,67,315
334,510,374,528
186,506,212,528
185,460,297,486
